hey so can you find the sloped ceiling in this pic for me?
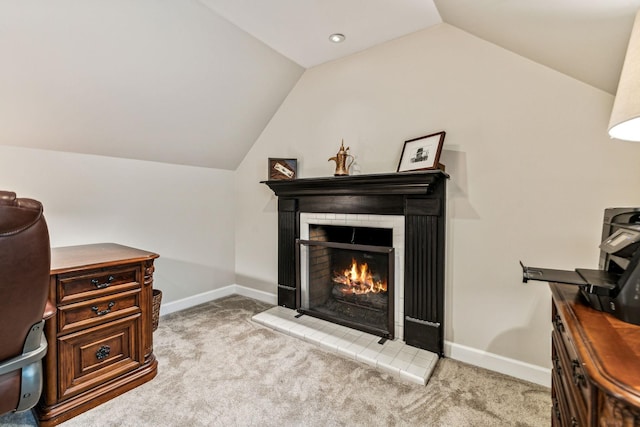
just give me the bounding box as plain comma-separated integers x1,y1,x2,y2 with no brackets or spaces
434,0,640,95
0,1,304,170
198,0,442,68
2,1,639,169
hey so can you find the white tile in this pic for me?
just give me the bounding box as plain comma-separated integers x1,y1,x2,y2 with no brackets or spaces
427,355,439,371
395,328,402,341
320,333,345,349
344,340,368,356
389,355,412,372
377,361,401,377
253,311,275,323
252,307,438,386
376,353,395,366
317,322,339,332
319,337,339,352
400,369,427,385
268,317,292,328
251,312,268,323
334,334,356,351
289,323,312,339
331,324,353,336
343,331,363,343
278,319,299,333
336,345,357,360
305,329,329,344
359,343,383,361
406,362,430,379
379,342,403,358
352,333,377,349
400,345,418,356
267,308,296,322
355,351,378,367
394,350,417,364
265,317,286,330
364,339,385,352
297,315,319,327
414,350,437,365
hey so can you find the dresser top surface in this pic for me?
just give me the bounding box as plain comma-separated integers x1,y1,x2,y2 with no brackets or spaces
551,283,640,406
51,243,159,274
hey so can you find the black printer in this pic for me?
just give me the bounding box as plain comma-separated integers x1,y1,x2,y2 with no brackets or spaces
521,207,640,326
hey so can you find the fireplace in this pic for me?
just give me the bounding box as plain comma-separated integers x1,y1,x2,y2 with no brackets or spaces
298,224,395,339
262,171,448,355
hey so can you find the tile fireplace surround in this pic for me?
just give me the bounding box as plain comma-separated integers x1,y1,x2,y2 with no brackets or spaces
262,171,448,377
299,212,405,340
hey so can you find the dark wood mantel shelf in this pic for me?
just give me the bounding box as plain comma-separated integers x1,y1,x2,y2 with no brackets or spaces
261,170,449,197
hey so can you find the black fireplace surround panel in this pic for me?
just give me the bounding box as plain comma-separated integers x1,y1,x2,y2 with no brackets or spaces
262,170,448,355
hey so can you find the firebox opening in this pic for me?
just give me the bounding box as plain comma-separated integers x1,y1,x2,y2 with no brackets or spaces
309,224,392,247
298,225,395,339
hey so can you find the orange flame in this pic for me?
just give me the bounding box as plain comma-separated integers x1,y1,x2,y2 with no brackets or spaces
332,258,387,294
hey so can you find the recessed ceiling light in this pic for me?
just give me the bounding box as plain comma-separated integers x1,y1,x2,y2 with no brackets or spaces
329,33,345,43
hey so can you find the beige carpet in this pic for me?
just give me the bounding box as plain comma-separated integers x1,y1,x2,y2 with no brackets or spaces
1,295,550,426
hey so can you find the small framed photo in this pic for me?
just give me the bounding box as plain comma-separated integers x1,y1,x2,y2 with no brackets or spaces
396,131,446,172
268,158,297,180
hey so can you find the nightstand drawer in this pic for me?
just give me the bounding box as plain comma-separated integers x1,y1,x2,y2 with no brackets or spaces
552,370,572,426
552,330,586,425
57,314,141,400
58,266,139,304
58,289,141,334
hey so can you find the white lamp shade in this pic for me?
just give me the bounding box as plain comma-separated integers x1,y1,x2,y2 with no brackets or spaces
609,11,640,141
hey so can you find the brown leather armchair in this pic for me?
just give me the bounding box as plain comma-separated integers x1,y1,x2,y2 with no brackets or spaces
0,191,54,415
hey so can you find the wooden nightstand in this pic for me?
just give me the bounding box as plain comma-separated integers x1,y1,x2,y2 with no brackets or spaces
550,283,640,426
34,243,159,426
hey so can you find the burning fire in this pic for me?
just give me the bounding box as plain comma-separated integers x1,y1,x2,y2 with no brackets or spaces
332,258,387,295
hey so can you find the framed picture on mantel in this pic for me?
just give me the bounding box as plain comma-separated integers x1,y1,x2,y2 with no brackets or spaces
268,158,297,180
397,131,446,172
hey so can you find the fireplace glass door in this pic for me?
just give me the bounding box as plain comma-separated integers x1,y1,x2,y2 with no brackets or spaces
297,232,394,339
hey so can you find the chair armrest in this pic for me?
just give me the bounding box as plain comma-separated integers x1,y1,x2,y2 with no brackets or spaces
0,334,47,376
43,299,56,320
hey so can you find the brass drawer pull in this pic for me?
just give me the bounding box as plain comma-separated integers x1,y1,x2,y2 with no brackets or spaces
91,301,116,316
96,345,111,361
91,275,114,289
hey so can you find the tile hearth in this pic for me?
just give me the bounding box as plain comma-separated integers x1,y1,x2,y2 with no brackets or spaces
252,306,438,386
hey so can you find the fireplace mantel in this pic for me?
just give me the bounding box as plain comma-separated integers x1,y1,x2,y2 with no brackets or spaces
262,170,448,355
262,170,449,197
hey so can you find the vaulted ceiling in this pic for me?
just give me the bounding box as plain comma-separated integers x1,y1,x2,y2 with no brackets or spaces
202,0,640,95
2,1,639,169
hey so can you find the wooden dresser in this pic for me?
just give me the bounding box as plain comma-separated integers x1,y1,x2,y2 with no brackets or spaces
550,283,640,426
33,243,159,426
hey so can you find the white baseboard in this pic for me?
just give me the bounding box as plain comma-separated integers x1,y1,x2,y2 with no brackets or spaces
159,284,277,317
159,286,550,387
233,285,279,305
444,341,551,387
